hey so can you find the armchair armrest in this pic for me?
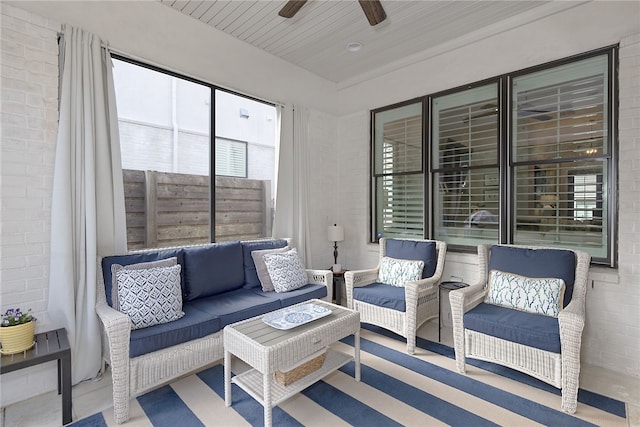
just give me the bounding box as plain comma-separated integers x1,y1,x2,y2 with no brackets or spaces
344,268,379,288
449,281,486,315
306,269,333,302
404,276,439,301
95,300,132,423
558,294,586,340
95,301,132,364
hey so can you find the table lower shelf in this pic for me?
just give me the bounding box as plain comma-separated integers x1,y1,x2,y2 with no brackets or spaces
231,349,353,407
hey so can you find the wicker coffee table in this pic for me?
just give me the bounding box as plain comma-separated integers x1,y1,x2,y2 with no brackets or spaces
223,299,360,427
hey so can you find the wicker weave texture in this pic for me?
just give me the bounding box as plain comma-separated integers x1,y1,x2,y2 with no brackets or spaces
345,239,447,354
224,300,360,427
95,240,332,424
450,244,590,414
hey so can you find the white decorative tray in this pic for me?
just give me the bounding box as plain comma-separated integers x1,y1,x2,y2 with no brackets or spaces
262,303,332,330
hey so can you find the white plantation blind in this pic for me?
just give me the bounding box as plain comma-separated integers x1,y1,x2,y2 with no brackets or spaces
215,138,246,177
373,102,423,239
512,54,609,259
432,84,499,246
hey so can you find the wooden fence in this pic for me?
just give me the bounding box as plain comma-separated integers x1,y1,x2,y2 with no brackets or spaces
123,170,272,249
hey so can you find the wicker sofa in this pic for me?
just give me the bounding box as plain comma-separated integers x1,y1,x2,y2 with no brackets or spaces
96,238,332,424
450,244,590,413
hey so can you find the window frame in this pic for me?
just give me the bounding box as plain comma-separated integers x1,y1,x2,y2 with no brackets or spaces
111,53,277,245
369,45,618,266
370,97,426,242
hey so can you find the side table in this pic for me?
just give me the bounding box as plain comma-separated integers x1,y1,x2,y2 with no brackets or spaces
439,281,469,342
0,328,72,425
331,269,347,306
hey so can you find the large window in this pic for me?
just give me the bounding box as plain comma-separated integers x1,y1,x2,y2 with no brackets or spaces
370,47,616,265
112,57,277,249
371,100,424,239
432,83,500,247
511,54,611,260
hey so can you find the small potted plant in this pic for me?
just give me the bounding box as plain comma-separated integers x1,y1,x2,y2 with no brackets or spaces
0,308,36,355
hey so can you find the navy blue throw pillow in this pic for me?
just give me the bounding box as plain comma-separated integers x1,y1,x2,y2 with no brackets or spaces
385,239,437,279
488,245,576,306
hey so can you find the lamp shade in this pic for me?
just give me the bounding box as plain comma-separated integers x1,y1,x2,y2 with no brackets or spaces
327,224,344,242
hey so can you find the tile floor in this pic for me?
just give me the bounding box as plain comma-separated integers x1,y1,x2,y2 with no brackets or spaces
2,321,639,426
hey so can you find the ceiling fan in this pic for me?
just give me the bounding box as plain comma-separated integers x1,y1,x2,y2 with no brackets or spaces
278,0,387,26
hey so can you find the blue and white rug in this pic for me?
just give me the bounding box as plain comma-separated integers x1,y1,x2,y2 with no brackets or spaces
72,326,626,426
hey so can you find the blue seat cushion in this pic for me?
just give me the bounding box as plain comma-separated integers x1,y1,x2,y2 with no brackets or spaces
385,239,437,279
129,303,221,358
488,246,576,306
188,288,281,328
353,282,406,312
101,248,185,307
251,284,327,307
464,302,560,353
241,239,288,289
183,241,245,301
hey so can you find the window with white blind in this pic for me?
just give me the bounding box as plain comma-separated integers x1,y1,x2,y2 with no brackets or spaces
215,138,247,177
372,101,424,240
432,84,499,247
370,47,616,264
512,54,610,260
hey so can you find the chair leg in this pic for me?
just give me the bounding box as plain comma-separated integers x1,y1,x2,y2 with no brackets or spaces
407,335,416,355
561,362,580,414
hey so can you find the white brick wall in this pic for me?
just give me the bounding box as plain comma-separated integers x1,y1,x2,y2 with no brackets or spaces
581,33,640,376
1,3,61,406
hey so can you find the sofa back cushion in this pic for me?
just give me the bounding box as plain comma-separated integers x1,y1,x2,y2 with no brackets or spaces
385,239,437,279
101,248,185,307
241,239,288,289
183,241,244,301
487,246,576,306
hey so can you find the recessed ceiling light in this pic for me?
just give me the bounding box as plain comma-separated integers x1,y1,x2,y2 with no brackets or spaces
346,42,363,52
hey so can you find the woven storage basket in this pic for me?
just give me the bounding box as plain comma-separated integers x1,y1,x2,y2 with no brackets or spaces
274,351,326,386
0,321,36,355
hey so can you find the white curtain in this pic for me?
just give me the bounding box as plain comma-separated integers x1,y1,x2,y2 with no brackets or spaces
273,104,313,265
48,25,127,384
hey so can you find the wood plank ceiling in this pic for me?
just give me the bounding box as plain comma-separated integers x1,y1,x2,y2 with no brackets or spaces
159,0,583,87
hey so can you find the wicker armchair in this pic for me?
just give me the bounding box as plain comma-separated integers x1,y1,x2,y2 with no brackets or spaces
450,244,590,413
345,238,447,354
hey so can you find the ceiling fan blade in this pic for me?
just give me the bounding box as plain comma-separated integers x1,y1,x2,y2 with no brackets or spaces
358,0,387,26
278,0,308,18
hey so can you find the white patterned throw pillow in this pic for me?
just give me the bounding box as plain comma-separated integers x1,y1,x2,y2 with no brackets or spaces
377,256,425,287
111,257,178,310
485,270,566,317
262,248,308,293
116,264,185,329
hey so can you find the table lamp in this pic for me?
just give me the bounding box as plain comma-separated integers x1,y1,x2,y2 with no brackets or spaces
327,224,344,272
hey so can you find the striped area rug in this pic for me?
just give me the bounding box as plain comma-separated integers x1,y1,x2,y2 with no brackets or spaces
72,326,626,426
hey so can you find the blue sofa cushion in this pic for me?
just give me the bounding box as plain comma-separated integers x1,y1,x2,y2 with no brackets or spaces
353,282,406,312
385,239,437,279
101,248,185,307
183,241,244,301
188,288,281,328
464,302,560,353
251,284,327,307
129,303,221,358
488,246,576,306
241,239,288,289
